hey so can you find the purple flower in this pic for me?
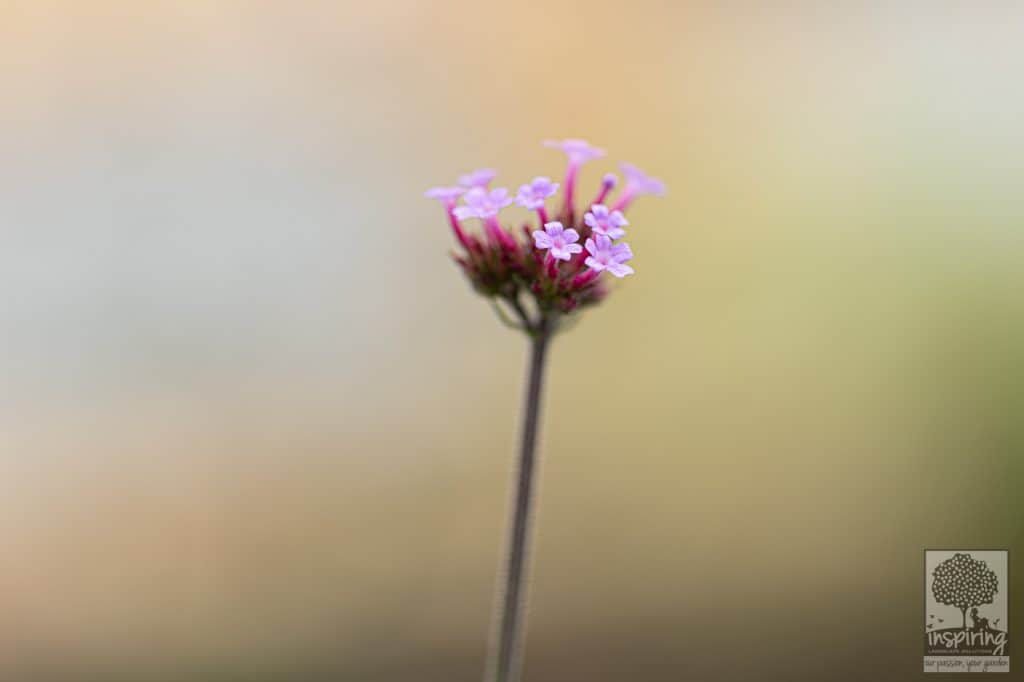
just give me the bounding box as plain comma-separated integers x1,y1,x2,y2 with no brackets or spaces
591,173,618,206
454,187,514,220
424,186,466,205
515,177,559,210
585,235,634,277
458,168,498,188
533,221,582,261
544,138,605,216
426,185,475,251
584,204,628,240
613,162,666,210
620,162,666,195
543,139,605,164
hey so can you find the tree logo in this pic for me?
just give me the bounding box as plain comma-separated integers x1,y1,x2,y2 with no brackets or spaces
924,549,1009,673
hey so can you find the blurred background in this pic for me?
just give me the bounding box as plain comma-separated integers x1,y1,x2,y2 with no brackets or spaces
2,1,1023,680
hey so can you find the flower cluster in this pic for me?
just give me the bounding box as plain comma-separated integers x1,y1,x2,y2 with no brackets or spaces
426,139,664,334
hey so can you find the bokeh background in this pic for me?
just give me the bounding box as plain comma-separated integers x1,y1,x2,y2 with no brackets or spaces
2,1,1023,680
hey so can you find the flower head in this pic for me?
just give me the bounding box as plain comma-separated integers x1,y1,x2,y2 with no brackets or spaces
458,168,498,188
424,186,466,204
533,221,582,261
543,139,605,165
583,204,628,240
515,177,559,210
585,235,634,278
454,186,514,220
432,138,657,327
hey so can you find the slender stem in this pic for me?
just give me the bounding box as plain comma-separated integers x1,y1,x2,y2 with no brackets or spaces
486,323,551,682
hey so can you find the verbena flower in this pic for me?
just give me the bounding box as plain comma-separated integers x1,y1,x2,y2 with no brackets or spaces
516,177,559,211
458,168,498,188
454,187,514,220
426,139,662,326
583,204,628,240
613,162,666,211
424,186,466,204
544,138,606,222
584,235,634,278
592,173,617,206
453,186,517,250
532,222,582,261
543,138,605,164
425,186,473,251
